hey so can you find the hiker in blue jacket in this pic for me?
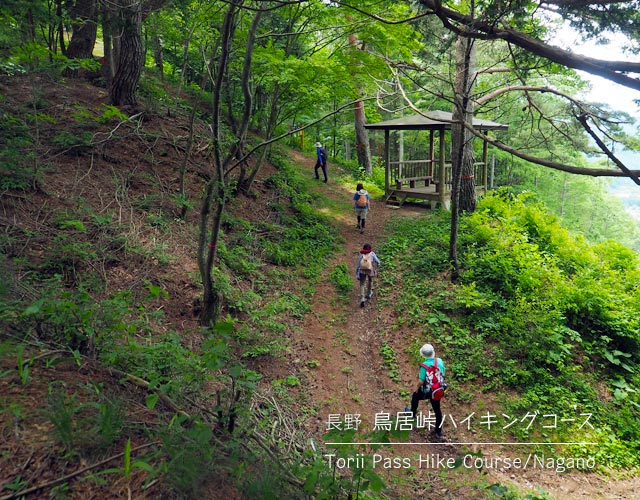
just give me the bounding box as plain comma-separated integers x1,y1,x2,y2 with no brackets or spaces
410,343,446,438
353,183,370,234
314,142,328,183
355,243,380,308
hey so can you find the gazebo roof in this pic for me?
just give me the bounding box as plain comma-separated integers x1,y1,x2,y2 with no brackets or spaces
364,110,508,131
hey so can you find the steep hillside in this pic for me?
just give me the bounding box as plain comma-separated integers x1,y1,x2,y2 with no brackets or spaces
1,73,309,498
1,74,639,500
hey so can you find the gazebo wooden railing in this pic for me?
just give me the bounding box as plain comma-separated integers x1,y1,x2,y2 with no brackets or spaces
390,160,488,193
390,160,435,189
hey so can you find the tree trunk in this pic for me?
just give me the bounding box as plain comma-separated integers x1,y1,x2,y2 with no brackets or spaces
177,24,200,95
65,0,98,60
100,0,115,86
560,174,568,218
455,36,477,213
109,0,143,106
152,39,164,81
26,9,36,42
233,7,263,192
198,0,241,326
354,99,372,175
349,33,372,176
57,0,66,55
150,15,164,81
242,145,270,194
490,154,495,189
458,148,477,212
449,35,477,281
102,30,115,85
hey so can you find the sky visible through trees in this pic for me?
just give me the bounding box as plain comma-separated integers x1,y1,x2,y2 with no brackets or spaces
553,28,640,118
552,25,640,219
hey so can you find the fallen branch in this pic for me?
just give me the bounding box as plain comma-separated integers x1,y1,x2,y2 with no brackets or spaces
23,350,70,366
90,113,144,146
244,432,305,488
107,367,191,420
0,441,160,500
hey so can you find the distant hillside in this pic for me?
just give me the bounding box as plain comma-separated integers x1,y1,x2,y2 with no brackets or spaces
609,149,640,219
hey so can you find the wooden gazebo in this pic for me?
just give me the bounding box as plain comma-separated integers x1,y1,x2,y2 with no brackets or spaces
364,111,508,208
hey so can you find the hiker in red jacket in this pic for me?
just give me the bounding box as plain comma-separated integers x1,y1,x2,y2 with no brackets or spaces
410,343,446,439
355,243,380,308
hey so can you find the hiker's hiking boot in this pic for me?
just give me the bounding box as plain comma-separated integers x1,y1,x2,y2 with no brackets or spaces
368,291,374,299
360,299,365,308
429,429,443,441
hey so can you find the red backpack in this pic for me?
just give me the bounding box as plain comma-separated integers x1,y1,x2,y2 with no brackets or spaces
421,359,447,401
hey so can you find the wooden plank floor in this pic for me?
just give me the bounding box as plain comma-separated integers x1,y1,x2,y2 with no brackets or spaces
385,185,488,205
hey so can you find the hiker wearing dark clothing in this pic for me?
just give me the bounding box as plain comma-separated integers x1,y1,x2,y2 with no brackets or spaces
314,142,328,182
355,243,380,308
353,183,370,234
410,343,446,438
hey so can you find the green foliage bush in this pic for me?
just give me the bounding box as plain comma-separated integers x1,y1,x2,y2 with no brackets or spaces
382,190,640,466
46,384,125,457
329,263,353,296
20,277,136,353
460,191,640,368
380,343,401,383
497,160,640,249
51,130,93,151
0,112,37,190
159,420,217,497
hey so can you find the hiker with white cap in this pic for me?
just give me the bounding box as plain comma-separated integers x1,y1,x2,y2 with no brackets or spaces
409,343,447,438
314,142,328,183
353,182,370,234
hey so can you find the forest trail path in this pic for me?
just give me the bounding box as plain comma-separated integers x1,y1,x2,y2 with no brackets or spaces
288,151,415,429
286,152,464,487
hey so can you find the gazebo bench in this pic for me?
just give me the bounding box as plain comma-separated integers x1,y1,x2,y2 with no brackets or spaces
395,176,433,189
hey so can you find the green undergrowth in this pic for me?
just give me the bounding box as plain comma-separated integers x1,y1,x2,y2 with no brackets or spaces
221,149,338,358
379,190,640,469
335,163,386,201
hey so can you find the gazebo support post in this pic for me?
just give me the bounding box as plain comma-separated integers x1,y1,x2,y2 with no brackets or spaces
429,130,435,178
384,129,390,193
438,128,446,208
482,135,489,191
364,111,507,210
